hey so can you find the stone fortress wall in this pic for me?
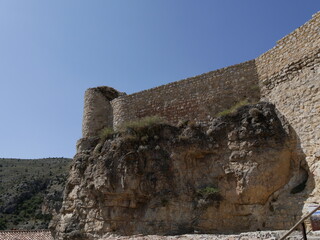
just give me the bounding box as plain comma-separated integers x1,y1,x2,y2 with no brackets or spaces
255,11,320,207
68,12,320,234
82,60,262,138
82,12,320,207
110,60,260,129
82,12,320,138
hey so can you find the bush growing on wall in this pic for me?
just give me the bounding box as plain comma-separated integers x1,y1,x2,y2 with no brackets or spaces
119,116,166,132
99,127,115,140
216,100,249,117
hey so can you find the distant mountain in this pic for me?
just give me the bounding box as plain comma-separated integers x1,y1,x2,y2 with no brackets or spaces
0,157,72,230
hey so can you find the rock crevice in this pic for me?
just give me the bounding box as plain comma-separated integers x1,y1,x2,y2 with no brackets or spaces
51,103,312,239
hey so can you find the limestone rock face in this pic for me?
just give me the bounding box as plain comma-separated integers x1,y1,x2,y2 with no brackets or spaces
51,103,310,240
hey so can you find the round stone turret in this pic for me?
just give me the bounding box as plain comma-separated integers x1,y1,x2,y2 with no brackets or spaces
82,86,120,138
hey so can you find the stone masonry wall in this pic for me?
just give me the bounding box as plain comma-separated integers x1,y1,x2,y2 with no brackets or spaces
108,11,320,214
109,13,320,131
256,12,320,81
75,11,320,232
111,60,260,128
82,87,119,137
255,12,320,209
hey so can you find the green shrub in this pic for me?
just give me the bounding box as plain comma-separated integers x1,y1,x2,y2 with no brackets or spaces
99,127,115,140
16,194,43,218
0,218,7,230
119,116,166,132
216,100,249,117
197,186,219,197
35,213,52,221
13,218,21,225
196,186,221,208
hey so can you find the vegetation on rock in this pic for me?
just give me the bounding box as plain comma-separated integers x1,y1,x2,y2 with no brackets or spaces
52,103,311,239
99,127,115,140
197,186,219,197
119,116,166,132
216,99,249,117
0,157,71,230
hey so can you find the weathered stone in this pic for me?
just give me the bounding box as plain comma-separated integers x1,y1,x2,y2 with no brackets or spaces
96,230,320,240
52,11,320,239
82,87,120,138
51,103,310,239
76,137,100,153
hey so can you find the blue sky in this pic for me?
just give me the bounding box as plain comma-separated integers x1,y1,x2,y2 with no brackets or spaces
0,1,319,159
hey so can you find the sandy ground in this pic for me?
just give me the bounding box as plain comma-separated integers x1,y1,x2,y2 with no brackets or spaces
98,230,311,240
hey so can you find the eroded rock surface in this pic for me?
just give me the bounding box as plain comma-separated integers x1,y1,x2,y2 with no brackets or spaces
51,103,310,240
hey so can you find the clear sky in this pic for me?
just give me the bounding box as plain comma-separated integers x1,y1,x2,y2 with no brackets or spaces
0,1,319,159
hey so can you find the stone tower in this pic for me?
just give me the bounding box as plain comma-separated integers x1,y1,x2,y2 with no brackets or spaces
82,86,119,138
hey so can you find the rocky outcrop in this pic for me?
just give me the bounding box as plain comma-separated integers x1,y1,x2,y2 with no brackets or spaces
51,103,312,240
